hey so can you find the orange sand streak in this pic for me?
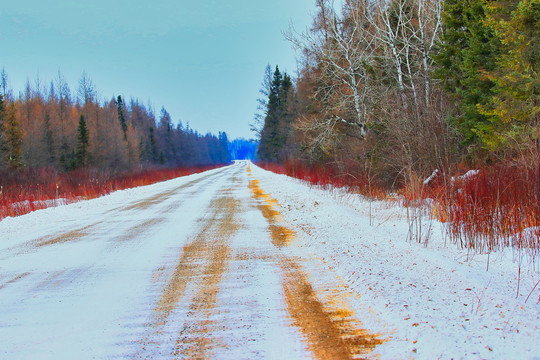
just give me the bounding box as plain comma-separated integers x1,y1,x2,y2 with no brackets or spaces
247,165,385,359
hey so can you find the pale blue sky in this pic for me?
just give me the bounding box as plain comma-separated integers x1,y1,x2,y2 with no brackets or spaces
0,0,315,139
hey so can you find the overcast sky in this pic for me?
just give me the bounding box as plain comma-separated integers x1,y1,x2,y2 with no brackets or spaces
0,0,316,139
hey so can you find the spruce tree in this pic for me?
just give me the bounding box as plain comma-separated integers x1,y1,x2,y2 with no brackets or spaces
76,114,89,168
257,66,296,162
116,95,128,140
479,0,540,151
434,0,502,150
258,66,283,161
276,73,293,160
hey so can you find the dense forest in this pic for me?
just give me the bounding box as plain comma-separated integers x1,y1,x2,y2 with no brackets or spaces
255,0,539,250
256,0,538,185
0,70,231,173
0,70,243,219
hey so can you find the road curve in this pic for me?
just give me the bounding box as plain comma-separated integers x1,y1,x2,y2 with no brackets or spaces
0,161,383,360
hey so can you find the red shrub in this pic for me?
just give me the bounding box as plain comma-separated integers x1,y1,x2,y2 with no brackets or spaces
256,159,386,199
433,164,540,254
0,164,224,220
258,159,540,255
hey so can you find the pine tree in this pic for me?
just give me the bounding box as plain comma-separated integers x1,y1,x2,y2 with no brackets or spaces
76,114,89,168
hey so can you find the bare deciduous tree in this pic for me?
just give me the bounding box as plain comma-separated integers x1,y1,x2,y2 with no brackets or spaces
77,71,97,106
287,0,378,145
251,64,273,137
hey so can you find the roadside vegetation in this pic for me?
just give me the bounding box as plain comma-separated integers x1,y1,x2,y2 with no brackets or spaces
254,0,539,258
0,165,223,221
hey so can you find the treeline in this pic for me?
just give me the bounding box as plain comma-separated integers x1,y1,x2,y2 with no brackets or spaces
0,71,231,173
256,0,539,189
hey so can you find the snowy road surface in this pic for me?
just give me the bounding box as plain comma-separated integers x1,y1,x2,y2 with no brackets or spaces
1,161,539,359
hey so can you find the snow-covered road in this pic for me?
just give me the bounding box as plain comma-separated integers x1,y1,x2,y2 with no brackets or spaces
1,161,539,359
0,161,381,359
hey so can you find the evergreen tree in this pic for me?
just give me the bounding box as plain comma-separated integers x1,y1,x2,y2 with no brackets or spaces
0,94,7,169
1,68,8,98
116,95,128,140
148,127,159,162
76,114,89,168
257,66,296,162
218,131,231,163
276,73,294,160
137,137,146,162
434,0,502,150
258,66,282,161
479,0,539,151
5,102,23,168
259,66,295,161
156,107,176,162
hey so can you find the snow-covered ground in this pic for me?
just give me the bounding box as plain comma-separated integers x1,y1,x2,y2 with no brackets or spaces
0,161,539,359
250,163,540,360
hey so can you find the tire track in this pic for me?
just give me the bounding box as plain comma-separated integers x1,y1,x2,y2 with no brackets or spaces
35,224,99,248
162,194,238,337
0,168,229,260
119,167,230,213
247,165,385,359
33,267,93,291
26,167,231,251
0,272,31,291
112,218,167,244
135,176,241,359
